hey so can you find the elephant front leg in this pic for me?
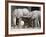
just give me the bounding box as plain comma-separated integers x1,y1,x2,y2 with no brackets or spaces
34,17,39,28
18,18,24,29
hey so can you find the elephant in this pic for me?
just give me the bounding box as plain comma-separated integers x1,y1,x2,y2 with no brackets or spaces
12,8,41,28
12,8,29,28
29,10,41,28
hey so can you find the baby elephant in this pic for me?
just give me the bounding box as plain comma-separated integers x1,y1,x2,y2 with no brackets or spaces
29,10,41,28
12,8,29,28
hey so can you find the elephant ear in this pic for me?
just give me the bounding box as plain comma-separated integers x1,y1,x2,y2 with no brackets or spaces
23,8,29,16
17,9,23,18
32,10,40,19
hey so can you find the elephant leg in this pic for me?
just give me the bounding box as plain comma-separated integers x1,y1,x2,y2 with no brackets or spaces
31,19,34,28
38,16,41,28
18,18,23,28
34,17,38,27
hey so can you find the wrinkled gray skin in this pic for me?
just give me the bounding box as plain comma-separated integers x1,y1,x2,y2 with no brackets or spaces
12,8,41,28
31,10,41,27
13,8,29,18
12,8,29,28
